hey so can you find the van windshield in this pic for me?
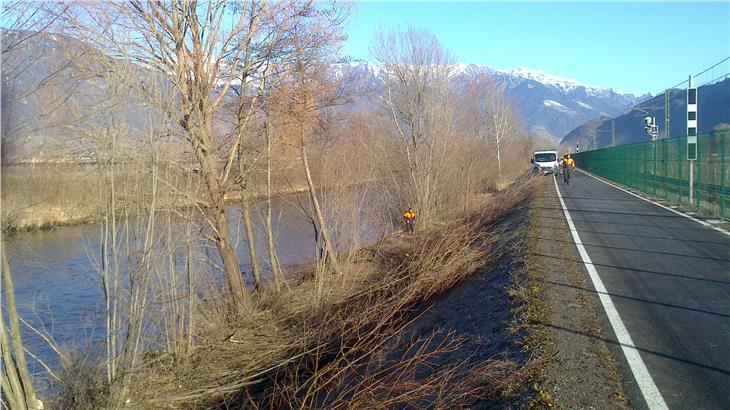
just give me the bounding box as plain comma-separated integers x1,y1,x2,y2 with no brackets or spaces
534,153,557,162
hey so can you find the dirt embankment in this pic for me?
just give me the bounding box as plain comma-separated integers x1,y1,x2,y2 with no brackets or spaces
393,177,632,408
395,203,536,408
517,177,629,409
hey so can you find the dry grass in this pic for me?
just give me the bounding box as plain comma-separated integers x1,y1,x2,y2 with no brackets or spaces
2,164,103,231
0,161,348,233
99,174,540,409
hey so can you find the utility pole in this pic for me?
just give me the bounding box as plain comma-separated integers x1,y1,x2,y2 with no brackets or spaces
592,128,597,149
687,75,698,205
611,119,616,147
664,89,671,139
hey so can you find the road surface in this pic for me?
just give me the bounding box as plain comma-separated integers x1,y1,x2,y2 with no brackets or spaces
554,169,730,409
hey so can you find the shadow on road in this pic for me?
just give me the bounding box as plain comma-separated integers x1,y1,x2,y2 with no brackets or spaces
534,321,730,377
530,251,730,286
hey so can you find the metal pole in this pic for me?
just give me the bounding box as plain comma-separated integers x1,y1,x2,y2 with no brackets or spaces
688,154,695,205
592,128,597,149
721,131,727,219
611,119,616,147
664,89,671,139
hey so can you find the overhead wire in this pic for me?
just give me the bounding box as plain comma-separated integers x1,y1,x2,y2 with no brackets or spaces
665,56,730,91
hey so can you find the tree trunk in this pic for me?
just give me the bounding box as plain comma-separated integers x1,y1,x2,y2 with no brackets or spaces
192,122,246,302
265,116,284,291
241,199,262,291
211,197,247,302
185,171,195,353
496,138,502,185
493,113,504,185
299,129,342,275
2,242,41,410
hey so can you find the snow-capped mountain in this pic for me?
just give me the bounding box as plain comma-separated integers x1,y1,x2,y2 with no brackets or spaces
496,67,617,94
335,61,637,141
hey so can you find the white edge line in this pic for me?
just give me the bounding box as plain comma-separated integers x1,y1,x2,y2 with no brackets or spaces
552,175,669,410
576,169,730,237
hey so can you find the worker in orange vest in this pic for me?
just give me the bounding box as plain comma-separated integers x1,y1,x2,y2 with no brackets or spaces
563,154,576,185
403,207,416,234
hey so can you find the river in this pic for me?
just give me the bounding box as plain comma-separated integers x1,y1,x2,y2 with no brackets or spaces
6,192,386,382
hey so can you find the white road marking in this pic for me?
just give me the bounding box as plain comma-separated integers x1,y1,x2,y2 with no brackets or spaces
576,169,730,237
552,175,669,410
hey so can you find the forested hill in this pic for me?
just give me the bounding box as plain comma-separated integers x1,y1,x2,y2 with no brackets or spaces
561,78,730,149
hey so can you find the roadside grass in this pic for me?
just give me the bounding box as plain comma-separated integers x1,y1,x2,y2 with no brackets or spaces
507,178,555,409
52,175,540,409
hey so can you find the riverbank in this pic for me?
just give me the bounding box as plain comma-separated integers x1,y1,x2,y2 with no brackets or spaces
1,163,370,233
2,185,312,233
48,175,540,408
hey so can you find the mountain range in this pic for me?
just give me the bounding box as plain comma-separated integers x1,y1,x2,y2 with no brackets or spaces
2,30,643,162
334,61,638,141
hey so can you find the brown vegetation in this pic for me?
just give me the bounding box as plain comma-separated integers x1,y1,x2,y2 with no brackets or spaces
50,177,538,409
2,1,538,408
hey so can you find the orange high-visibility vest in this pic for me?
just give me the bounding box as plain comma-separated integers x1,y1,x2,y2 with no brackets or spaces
403,211,415,220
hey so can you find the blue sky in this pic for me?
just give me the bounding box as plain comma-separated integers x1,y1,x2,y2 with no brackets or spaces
342,1,730,95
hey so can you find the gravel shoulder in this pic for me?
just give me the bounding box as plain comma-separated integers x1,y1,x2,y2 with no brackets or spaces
523,177,629,409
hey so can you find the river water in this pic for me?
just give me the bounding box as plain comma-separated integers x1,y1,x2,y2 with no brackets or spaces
6,193,386,381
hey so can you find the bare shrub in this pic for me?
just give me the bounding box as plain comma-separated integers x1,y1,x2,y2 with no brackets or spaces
98,179,538,408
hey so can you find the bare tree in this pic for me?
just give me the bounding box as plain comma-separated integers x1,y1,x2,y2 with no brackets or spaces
1,1,67,54
55,1,335,302
263,109,285,290
1,2,103,163
465,74,521,186
372,26,455,223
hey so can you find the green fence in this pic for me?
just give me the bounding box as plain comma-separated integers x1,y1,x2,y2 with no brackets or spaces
573,131,729,220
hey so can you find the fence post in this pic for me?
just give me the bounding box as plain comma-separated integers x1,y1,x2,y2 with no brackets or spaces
678,138,684,204
721,131,727,219
696,137,701,210
662,139,669,199
641,144,649,193
653,140,658,196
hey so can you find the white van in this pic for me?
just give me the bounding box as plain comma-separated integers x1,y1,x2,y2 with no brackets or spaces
531,150,559,175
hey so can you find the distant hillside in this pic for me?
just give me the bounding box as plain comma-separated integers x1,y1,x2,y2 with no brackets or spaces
1,29,172,163
561,78,730,149
487,67,636,140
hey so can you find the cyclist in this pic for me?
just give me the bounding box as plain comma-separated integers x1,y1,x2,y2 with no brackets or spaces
562,154,576,185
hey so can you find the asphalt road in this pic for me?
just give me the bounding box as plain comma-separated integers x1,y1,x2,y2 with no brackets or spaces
554,169,730,409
